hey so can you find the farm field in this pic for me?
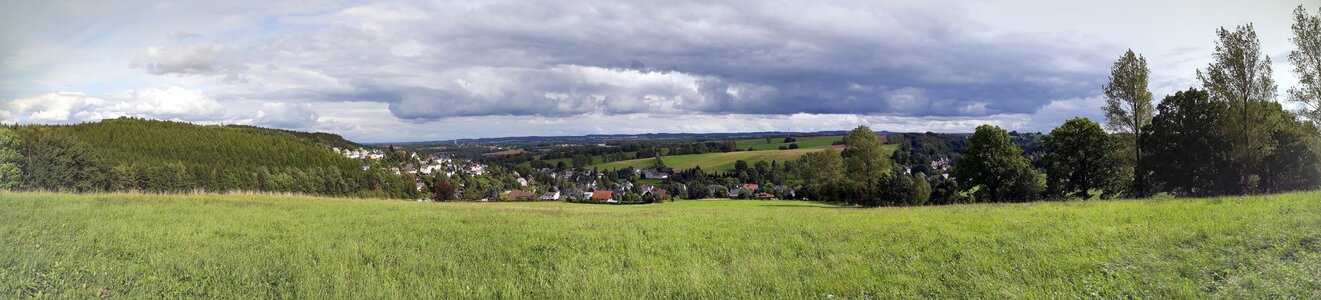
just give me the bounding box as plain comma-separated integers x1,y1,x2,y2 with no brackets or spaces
590,148,823,171
2,191,1320,298
734,135,843,151
516,151,637,169
589,144,897,172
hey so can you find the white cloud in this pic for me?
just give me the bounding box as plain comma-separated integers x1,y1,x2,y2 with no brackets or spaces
3,86,227,124
254,102,320,128
5,92,107,123
131,43,231,76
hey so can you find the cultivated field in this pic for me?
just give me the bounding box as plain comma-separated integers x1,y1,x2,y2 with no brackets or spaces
589,148,825,171
590,144,897,172
734,135,843,151
2,191,1319,298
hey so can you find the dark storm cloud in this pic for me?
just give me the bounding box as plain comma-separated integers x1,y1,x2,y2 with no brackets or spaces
129,0,1113,120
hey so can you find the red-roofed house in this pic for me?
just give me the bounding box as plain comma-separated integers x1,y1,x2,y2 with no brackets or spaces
591,190,614,201
506,189,535,201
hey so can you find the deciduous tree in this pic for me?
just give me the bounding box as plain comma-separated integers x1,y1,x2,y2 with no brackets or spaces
1041,118,1126,199
1197,23,1279,193
1102,49,1154,196
951,125,1041,202
1289,5,1321,123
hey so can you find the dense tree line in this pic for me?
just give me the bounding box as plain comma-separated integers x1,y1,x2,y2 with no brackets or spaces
786,7,1321,205
0,118,420,198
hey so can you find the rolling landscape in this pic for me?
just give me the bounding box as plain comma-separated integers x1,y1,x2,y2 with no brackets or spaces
3,0,1321,298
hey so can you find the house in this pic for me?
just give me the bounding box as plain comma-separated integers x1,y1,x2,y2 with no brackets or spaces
742,183,760,192
506,189,535,201
516,178,528,187
592,190,614,201
755,192,775,200
540,191,561,200
561,188,583,199
389,167,401,175
574,176,596,188
642,169,670,179
728,188,742,198
415,182,427,192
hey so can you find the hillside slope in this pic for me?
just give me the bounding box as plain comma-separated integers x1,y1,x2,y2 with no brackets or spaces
8,118,416,198
26,118,359,171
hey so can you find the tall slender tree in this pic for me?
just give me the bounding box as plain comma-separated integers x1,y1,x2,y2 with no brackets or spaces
1197,23,1279,193
1102,49,1154,196
1290,5,1321,124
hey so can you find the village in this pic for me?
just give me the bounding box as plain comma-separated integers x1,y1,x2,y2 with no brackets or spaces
333,145,798,204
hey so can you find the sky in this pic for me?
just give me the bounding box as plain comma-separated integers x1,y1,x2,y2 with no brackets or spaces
0,0,1310,142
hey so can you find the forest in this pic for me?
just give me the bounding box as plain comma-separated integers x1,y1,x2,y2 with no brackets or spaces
0,118,419,198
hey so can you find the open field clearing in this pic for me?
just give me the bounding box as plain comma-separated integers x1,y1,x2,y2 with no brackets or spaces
733,136,843,151
2,191,1320,298
589,145,897,172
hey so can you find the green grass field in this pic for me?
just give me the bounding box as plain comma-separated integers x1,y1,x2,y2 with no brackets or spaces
517,152,637,169
589,144,897,172
588,148,822,171
3,191,1320,298
734,135,842,151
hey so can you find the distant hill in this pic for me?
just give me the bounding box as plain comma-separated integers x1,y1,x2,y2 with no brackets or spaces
380,130,896,146
27,118,359,171
9,117,416,198
225,124,363,150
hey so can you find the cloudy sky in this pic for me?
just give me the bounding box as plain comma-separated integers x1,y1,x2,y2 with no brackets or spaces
0,0,1308,142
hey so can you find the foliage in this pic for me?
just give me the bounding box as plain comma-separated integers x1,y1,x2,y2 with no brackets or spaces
1102,49,1155,197
912,173,931,205
843,126,890,185
9,118,419,198
796,149,845,201
952,125,1041,202
18,133,106,193
0,126,21,190
1041,118,1127,199
1141,89,1239,197
1103,50,1155,136
1290,5,1321,123
1259,102,1321,193
1197,23,1279,193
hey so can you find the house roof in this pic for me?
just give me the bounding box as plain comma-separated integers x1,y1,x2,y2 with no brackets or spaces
591,190,613,200
506,189,535,200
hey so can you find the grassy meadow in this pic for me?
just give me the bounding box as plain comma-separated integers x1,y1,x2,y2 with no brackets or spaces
590,145,897,172
2,191,1321,298
734,135,843,151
